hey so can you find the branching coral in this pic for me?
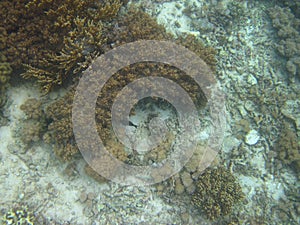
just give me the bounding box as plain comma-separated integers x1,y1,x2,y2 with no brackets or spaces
1,0,62,67
192,167,244,220
109,7,172,44
22,17,107,92
94,62,208,149
109,8,216,71
0,0,123,92
0,55,11,90
41,7,216,167
0,53,12,110
0,26,10,119
176,34,216,72
96,0,123,20
52,17,107,74
21,65,62,93
44,89,76,160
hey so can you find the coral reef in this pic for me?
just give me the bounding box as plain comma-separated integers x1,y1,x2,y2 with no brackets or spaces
276,122,300,173
191,167,244,220
21,16,108,92
42,7,216,163
109,8,216,71
43,89,77,160
0,53,11,114
1,205,34,225
185,1,246,35
1,3,217,163
152,142,220,197
109,7,172,43
0,1,253,223
0,0,124,92
0,26,12,111
269,5,300,81
176,34,216,72
20,98,44,120
94,62,208,160
5,4,219,194
18,98,47,147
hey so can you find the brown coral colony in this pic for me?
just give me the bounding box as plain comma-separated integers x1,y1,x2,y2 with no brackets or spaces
0,0,245,221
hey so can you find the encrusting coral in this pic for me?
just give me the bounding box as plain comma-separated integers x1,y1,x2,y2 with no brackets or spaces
43,89,77,161
0,51,12,123
191,167,244,220
276,122,300,173
0,53,11,109
268,4,300,81
0,27,11,105
16,98,47,147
